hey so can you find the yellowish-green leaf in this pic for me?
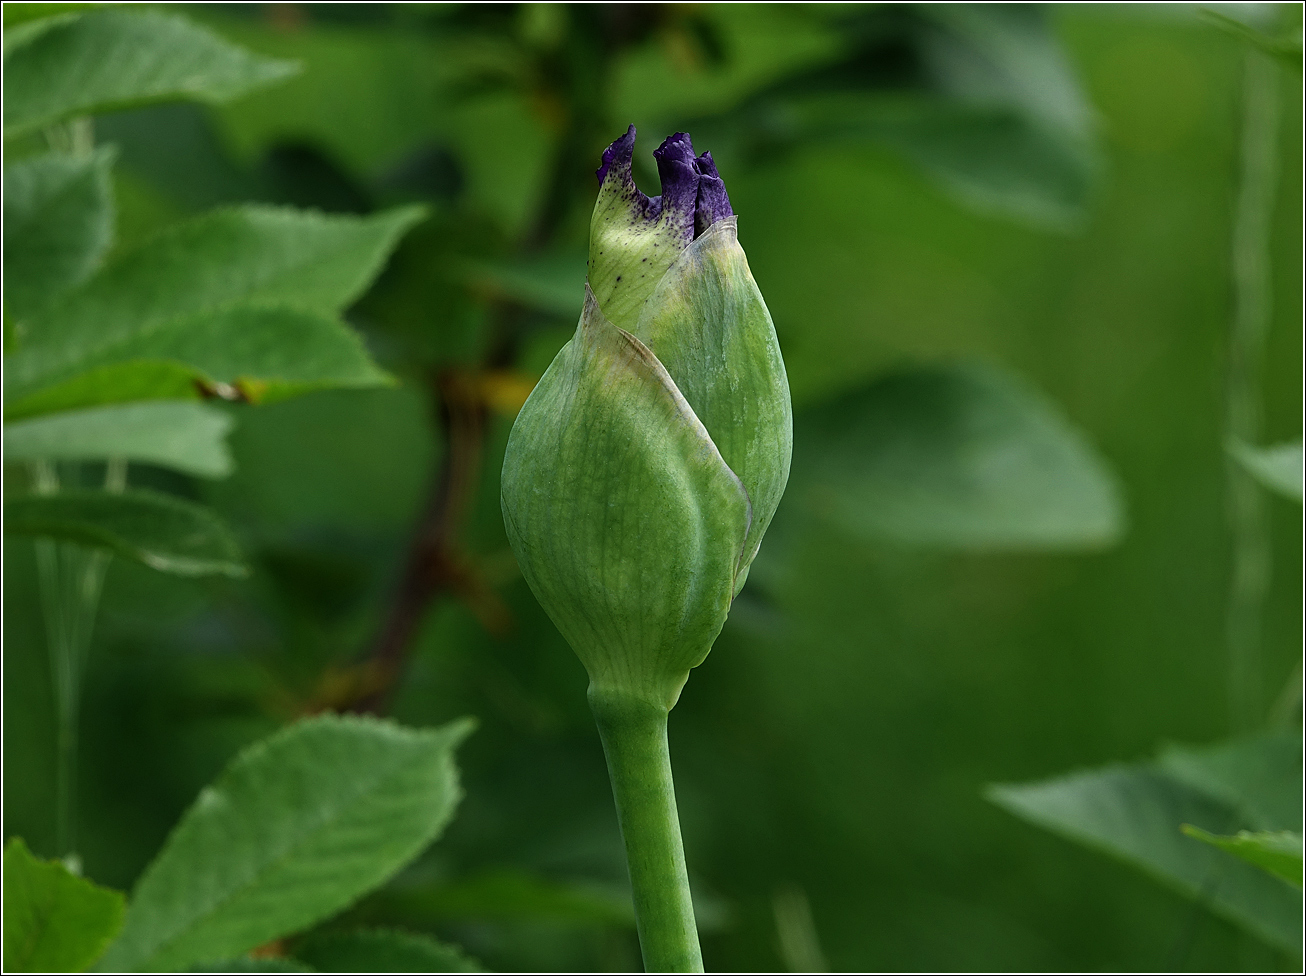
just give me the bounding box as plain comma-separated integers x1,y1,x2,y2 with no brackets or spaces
3,838,126,973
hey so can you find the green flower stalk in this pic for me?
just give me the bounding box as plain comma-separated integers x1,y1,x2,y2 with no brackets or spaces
502,126,792,972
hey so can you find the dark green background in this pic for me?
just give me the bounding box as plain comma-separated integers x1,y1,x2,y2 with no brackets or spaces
4,4,1301,971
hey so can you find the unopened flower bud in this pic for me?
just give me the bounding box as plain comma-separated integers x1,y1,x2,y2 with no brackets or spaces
502,127,792,709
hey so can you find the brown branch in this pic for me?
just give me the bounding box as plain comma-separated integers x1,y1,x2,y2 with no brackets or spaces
350,368,487,714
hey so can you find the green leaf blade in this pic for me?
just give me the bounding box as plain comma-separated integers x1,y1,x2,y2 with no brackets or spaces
3,147,115,321
2,9,298,137
988,748,1303,954
5,204,423,407
3,837,126,973
96,715,473,974
4,401,235,477
1230,440,1304,503
1182,827,1304,889
792,361,1124,550
4,488,247,577
292,928,480,973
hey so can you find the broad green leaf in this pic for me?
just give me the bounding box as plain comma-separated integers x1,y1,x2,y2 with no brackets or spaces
5,488,247,577
988,752,1303,953
4,401,234,477
5,307,394,420
191,959,313,973
96,715,474,973
1182,827,1303,889
792,362,1124,550
1200,9,1304,69
2,9,298,137
458,250,586,319
3,5,99,30
371,869,636,926
714,5,1098,229
1158,731,1302,832
3,147,115,321
3,837,126,973
1230,440,1304,503
293,929,479,973
5,204,424,409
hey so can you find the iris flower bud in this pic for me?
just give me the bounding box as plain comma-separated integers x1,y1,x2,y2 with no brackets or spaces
502,126,792,711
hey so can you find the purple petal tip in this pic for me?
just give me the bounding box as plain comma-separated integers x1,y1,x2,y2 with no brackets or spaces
594,128,733,238
596,123,637,184
653,132,699,219
692,150,733,237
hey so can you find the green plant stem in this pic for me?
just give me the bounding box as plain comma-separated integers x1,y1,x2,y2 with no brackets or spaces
589,690,703,973
1225,46,1278,732
33,459,124,863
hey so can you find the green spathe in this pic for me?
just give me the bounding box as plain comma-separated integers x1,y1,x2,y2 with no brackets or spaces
502,287,752,709
504,206,790,707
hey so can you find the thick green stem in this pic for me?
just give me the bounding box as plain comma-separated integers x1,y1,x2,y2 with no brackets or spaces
589,689,703,973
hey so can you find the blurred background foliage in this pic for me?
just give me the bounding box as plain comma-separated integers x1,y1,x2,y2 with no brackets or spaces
3,2,1302,972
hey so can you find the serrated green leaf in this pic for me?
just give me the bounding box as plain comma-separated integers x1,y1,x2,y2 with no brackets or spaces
5,488,247,577
293,928,479,973
791,362,1124,550
3,147,115,320
96,715,474,973
1230,440,1303,503
5,204,423,410
2,9,298,137
4,401,235,477
3,837,126,973
988,750,1303,954
1182,827,1303,889
5,306,394,420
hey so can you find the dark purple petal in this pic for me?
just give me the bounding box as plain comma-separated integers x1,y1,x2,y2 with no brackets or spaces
652,132,700,232
596,124,637,185
692,151,733,237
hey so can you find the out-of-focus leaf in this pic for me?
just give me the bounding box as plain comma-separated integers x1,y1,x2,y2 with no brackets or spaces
1200,9,1304,68
4,205,424,412
2,9,298,138
3,147,115,321
710,4,1098,229
4,401,235,477
3,5,100,31
457,250,586,318
1230,440,1304,502
2,837,126,973
989,734,1305,954
376,869,635,927
96,715,474,973
1182,827,1303,889
1158,731,1303,832
292,928,479,973
190,959,314,973
791,361,1124,550
4,489,247,577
